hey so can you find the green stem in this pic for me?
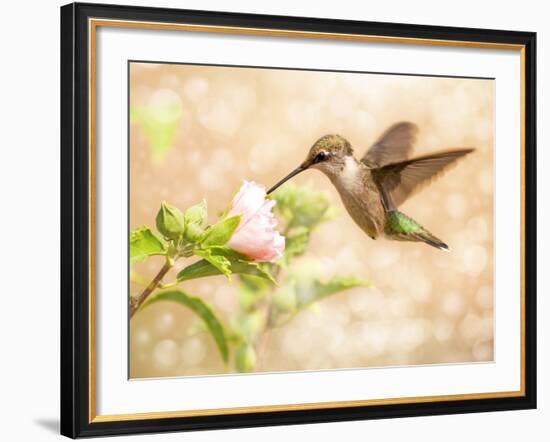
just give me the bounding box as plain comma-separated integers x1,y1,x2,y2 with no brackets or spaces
130,258,173,319
254,224,290,369
158,279,180,290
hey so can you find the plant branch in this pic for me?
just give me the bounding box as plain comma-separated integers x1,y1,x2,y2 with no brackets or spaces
254,223,290,368
158,279,181,290
130,258,173,318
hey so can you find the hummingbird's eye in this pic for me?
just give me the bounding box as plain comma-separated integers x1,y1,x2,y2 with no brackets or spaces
315,151,328,162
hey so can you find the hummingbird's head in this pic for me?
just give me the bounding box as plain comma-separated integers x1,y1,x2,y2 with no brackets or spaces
267,134,353,194
305,134,354,172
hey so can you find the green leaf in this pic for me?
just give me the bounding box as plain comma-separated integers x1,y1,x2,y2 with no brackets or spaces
271,182,332,230
230,261,275,284
195,249,232,278
129,226,166,263
177,250,275,283
200,215,241,247
272,283,297,313
176,258,221,281
239,273,272,292
282,226,310,265
295,275,370,309
237,273,272,311
142,290,229,363
156,201,186,240
184,200,208,242
131,101,183,162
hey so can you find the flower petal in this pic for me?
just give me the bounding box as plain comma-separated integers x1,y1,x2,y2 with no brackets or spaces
227,181,286,262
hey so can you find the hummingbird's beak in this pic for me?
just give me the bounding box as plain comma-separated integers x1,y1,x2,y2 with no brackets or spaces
267,164,308,194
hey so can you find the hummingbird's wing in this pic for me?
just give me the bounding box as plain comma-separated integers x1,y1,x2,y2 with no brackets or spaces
361,122,418,167
373,148,475,209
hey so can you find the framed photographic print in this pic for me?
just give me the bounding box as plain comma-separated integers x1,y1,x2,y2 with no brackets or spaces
60,2,537,438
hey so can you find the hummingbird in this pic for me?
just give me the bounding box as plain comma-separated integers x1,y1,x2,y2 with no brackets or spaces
267,122,474,251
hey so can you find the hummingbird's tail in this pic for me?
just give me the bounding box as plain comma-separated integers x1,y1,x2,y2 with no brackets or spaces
384,210,450,252
413,231,450,251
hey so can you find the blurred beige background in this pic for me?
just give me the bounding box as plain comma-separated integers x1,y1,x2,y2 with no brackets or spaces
129,62,494,379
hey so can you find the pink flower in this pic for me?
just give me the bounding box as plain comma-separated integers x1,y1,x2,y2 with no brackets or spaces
227,181,285,262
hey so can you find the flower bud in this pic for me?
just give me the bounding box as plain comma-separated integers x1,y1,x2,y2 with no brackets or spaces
184,223,203,242
235,343,257,373
184,200,207,242
156,201,185,240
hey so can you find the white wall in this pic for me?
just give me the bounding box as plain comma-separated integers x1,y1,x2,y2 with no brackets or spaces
0,0,546,440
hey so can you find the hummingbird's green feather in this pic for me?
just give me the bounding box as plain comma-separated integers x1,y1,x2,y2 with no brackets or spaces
384,210,449,251
384,210,421,235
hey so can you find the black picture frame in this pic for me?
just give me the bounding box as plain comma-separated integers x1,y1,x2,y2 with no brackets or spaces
60,2,537,438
